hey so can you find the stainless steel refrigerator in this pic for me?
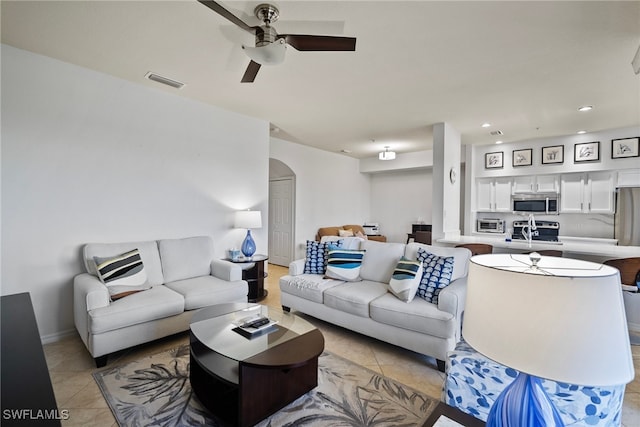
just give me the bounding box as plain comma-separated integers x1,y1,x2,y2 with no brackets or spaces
614,187,640,246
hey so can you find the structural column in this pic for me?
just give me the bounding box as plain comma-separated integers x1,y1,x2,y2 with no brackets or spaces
432,122,461,243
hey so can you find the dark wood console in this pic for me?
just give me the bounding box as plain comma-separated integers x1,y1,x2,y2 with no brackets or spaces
1,293,62,426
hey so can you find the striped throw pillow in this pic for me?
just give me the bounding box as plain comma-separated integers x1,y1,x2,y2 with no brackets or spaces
416,248,454,304
94,249,150,300
324,244,365,282
388,257,423,302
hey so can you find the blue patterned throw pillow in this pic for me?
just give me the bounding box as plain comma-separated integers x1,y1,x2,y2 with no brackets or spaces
303,240,344,274
324,244,365,281
416,248,454,304
388,257,423,302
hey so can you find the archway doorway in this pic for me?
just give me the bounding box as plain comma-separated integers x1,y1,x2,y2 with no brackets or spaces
269,158,295,266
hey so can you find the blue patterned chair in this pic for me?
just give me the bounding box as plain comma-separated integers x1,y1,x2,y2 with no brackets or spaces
443,341,626,426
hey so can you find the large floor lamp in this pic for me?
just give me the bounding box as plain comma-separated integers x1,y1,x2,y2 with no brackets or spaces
463,253,634,427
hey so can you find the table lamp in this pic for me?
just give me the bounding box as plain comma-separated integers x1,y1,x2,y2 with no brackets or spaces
234,210,262,258
463,253,634,427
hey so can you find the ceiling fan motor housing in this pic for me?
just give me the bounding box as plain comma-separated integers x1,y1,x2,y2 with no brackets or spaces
255,26,279,47
254,4,280,46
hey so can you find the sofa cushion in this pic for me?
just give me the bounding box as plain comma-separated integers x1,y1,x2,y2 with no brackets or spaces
359,240,406,283
320,236,364,250
338,228,355,237
93,249,150,300
416,248,454,304
325,245,365,281
159,236,214,283
88,285,184,334
84,240,164,286
279,274,344,304
324,281,388,317
370,293,455,339
405,243,471,282
388,257,423,303
164,276,247,310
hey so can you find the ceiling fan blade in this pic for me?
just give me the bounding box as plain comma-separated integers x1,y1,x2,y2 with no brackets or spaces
241,61,261,83
197,1,256,34
280,35,356,51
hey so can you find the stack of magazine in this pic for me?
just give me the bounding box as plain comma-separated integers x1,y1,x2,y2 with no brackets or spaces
232,315,278,339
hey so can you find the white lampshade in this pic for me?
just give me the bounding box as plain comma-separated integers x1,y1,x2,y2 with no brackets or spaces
234,210,262,229
463,253,634,387
242,39,286,65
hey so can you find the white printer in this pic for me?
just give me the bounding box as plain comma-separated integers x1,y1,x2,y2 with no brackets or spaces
362,223,380,236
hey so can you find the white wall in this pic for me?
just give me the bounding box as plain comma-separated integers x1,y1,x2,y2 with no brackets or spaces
370,169,433,243
1,45,269,340
269,137,370,258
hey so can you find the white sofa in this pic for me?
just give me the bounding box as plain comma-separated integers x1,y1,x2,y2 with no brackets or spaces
279,240,472,371
74,236,248,367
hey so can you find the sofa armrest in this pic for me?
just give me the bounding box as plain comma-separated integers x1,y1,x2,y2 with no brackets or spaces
289,259,306,276
74,273,110,351
74,273,110,311
438,277,467,340
211,259,242,282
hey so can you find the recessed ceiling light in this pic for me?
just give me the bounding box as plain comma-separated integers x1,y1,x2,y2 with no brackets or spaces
340,149,352,154
482,123,491,128
578,105,593,112
577,130,587,134
495,141,503,144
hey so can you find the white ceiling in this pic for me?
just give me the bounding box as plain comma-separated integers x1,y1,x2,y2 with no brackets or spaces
2,1,639,158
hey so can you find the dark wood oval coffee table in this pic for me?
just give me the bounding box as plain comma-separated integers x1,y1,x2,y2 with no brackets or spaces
189,303,324,427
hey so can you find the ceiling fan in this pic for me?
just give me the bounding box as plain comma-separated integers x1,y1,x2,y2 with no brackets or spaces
198,1,357,82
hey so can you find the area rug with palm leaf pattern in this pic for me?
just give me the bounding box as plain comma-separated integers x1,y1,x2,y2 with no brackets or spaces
93,344,438,426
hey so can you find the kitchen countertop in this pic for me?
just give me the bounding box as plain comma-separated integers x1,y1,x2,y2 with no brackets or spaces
437,235,640,259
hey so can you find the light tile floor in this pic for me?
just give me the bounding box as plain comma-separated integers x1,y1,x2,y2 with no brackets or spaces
45,264,640,426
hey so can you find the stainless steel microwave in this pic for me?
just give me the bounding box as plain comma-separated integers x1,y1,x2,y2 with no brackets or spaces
512,194,559,214
477,219,505,233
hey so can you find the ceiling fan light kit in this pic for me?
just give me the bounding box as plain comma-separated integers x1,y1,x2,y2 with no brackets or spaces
379,146,396,161
198,1,356,82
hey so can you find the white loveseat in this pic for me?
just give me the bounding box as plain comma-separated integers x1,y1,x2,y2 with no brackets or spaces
279,240,472,371
74,236,248,367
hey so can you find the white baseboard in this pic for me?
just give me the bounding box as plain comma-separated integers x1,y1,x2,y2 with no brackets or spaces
41,328,77,345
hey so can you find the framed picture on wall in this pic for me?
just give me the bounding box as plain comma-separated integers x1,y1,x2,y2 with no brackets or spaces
611,137,639,159
512,149,533,167
485,151,504,169
541,145,564,165
574,141,600,163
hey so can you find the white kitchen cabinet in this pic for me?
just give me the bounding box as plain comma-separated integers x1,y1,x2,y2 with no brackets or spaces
512,175,559,194
559,172,615,214
477,177,512,212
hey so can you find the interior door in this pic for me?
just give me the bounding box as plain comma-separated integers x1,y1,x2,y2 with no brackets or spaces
269,177,295,267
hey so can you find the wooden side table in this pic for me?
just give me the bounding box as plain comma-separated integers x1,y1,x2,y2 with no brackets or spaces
225,254,268,302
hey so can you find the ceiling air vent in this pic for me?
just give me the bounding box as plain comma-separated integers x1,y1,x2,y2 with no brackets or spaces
490,130,504,136
144,72,185,89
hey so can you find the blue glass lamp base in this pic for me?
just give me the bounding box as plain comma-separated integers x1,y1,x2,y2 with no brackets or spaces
487,372,564,427
241,230,256,258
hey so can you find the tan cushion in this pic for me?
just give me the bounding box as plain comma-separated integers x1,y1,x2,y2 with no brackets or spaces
343,224,366,235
